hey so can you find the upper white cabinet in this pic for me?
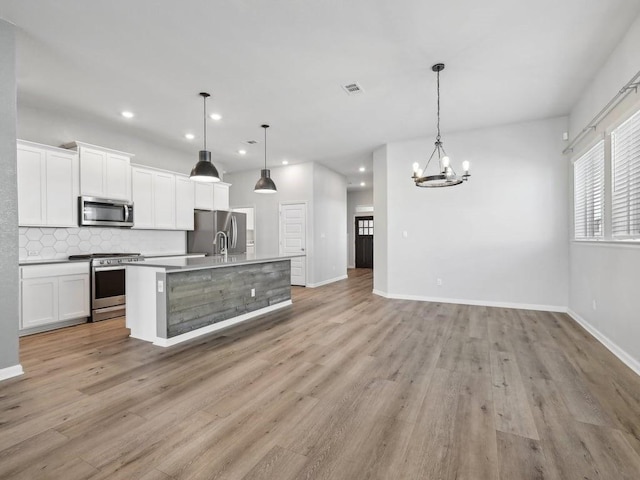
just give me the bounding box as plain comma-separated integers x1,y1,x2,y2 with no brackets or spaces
193,181,231,211
63,141,133,201
175,175,195,230
17,140,79,227
132,166,176,230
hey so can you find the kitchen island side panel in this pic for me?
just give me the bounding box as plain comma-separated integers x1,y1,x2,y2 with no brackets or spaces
165,259,291,337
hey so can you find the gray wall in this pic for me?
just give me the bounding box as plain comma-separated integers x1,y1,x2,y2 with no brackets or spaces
347,188,373,267
374,117,570,310
0,20,20,371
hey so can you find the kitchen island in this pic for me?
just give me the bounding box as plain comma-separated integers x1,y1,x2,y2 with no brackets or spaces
125,253,304,347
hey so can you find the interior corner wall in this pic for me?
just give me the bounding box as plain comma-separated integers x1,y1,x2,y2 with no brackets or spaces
380,117,569,309
347,188,373,268
372,145,388,294
567,12,640,372
0,19,20,372
312,163,348,285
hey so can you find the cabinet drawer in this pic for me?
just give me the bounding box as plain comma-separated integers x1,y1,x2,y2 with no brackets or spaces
21,262,89,279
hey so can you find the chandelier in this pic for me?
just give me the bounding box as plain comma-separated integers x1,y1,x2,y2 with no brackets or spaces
412,63,470,187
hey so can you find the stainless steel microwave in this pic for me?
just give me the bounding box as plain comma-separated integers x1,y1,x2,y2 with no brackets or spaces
79,196,134,227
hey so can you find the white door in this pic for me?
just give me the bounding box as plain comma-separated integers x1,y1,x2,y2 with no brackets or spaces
58,274,90,320
280,203,306,286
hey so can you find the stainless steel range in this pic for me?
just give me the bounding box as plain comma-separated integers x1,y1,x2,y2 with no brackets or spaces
68,253,145,321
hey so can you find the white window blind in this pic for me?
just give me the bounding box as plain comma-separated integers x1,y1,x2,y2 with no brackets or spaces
574,141,604,239
612,109,640,238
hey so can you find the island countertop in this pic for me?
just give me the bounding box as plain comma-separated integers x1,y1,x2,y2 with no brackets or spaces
130,252,305,272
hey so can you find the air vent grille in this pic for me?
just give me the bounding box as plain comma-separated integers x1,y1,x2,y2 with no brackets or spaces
246,140,258,145
342,82,364,95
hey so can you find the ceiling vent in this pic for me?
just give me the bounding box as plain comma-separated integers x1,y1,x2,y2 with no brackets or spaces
245,140,258,145
342,82,364,96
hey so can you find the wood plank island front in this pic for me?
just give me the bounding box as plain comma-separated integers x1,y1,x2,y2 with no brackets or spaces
126,254,304,347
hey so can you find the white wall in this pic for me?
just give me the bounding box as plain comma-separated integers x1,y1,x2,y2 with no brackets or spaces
373,145,388,294
567,13,640,373
347,188,373,268
374,117,570,310
313,163,348,285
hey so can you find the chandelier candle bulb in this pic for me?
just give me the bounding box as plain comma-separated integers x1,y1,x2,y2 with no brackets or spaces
462,160,470,173
442,156,450,168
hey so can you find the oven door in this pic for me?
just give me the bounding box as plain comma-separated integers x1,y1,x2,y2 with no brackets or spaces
92,265,126,317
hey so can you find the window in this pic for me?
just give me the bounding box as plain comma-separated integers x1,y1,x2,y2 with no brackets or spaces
611,109,640,238
574,141,604,239
357,218,373,236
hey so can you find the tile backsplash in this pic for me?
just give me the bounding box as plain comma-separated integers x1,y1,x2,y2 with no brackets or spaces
19,227,187,260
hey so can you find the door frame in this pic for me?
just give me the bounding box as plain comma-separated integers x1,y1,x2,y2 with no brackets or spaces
279,201,309,286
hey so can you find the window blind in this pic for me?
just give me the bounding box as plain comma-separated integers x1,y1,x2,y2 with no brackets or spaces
574,141,604,239
612,109,640,238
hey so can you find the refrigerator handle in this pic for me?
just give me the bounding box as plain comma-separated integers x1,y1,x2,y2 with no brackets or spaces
231,215,237,249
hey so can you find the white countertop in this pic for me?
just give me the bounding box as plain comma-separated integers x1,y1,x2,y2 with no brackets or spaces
129,253,305,272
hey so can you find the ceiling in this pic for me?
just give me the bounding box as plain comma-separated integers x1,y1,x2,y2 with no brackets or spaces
1,0,639,189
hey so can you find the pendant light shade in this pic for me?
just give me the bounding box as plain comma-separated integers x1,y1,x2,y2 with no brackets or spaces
190,92,220,183
254,124,277,194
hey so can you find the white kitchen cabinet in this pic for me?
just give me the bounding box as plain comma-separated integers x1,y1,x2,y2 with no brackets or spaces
233,207,254,230
175,175,195,230
17,140,79,227
194,182,214,210
213,183,230,210
194,181,231,211
64,141,133,201
20,262,90,332
131,166,178,230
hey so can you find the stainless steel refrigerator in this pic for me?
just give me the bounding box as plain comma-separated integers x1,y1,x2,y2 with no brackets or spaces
188,210,247,255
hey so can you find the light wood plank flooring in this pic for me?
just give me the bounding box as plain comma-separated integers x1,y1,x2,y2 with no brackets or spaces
2,269,640,479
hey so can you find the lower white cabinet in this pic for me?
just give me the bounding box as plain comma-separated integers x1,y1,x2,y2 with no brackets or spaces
20,263,90,332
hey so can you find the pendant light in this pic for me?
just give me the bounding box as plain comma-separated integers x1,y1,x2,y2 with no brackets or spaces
254,124,277,194
411,63,470,187
190,92,221,182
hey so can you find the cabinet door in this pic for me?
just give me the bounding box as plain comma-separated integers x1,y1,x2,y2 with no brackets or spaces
175,176,195,230
45,151,78,227
213,183,229,210
79,147,107,197
132,167,154,229
58,274,90,320
21,277,58,329
154,172,176,229
17,144,46,226
106,153,131,201
194,182,214,210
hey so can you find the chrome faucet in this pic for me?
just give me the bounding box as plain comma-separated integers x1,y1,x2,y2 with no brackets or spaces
215,231,228,255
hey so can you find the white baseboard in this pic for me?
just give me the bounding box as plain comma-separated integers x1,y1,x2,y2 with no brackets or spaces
567,309,640,377
371,290,566,313
0,364,24,382
152,300,292,348
348,264,355,269
307,275,348,288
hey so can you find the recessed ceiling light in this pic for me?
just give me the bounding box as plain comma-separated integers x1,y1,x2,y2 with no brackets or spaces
238,149,247,155
359,166,365,172
185,133,195,140
121,111,134,119
209,113,222,121
360,182,366,187
282,160,289,165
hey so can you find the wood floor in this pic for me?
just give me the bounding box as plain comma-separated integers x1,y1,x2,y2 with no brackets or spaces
2,269,640,479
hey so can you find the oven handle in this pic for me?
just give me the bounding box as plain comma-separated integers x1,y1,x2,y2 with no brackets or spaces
94,265,127,272
124,205,130,223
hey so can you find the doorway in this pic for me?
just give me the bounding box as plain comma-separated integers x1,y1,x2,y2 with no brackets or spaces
355,215,373,269
280,202,307,286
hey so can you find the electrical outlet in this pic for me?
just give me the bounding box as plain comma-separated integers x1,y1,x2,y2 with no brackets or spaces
251,288,255,297
28,250,39,256
592,300,597,310
157,280,164,293
436,278,443,286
